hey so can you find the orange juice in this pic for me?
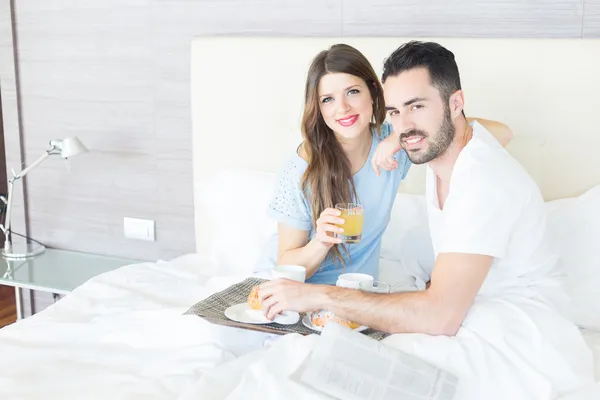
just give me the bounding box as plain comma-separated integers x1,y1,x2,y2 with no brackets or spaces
335,203,364,243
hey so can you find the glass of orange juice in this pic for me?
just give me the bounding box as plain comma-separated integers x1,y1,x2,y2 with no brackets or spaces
335,203,364,243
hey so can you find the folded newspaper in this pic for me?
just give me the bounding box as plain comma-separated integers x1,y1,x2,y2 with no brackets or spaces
297,323,458,400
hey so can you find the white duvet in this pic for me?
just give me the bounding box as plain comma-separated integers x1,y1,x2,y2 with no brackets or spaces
0,255,276,399
0,252,598,400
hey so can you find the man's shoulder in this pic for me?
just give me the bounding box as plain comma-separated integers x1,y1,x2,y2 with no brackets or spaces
455,135,538,198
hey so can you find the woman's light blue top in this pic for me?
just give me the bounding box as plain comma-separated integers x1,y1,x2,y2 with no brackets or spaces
261,123,411,285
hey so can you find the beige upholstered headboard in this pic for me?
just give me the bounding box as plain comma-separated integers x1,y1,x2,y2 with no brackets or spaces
191,37,600,253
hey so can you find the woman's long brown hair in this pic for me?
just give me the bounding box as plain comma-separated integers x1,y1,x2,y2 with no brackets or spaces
301,44,386,266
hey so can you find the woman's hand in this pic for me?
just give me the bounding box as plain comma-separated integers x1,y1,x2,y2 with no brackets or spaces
314,208,345,248
372,133,402,176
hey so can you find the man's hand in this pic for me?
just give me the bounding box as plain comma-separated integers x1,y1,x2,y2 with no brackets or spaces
372,133,402,176
258,279,326,320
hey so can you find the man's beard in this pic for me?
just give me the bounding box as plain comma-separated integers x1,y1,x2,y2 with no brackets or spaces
400,106,455,165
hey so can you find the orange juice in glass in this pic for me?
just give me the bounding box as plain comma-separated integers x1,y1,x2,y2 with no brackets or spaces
335,203,364,243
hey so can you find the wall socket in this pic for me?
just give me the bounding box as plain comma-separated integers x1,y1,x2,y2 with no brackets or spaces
123,217,155,241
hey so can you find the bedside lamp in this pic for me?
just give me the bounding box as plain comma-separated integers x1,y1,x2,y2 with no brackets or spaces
0,137,88,259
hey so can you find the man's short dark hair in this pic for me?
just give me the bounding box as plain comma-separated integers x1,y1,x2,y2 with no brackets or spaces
382,41,462,102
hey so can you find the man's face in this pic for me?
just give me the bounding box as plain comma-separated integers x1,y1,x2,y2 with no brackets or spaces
383,68,455,165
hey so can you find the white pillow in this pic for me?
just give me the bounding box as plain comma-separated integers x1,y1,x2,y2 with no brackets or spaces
546,184,600,331
380,193,435,287
199,168,277,275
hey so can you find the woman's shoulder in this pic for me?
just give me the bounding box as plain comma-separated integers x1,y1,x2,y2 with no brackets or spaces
276,144,309,182
269,144,313,229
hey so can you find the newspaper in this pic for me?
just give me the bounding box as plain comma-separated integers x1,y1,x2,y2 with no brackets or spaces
298,323,458,400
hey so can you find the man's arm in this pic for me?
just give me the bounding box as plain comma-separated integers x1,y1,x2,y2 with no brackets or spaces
372,117,512,175
316,253,491,335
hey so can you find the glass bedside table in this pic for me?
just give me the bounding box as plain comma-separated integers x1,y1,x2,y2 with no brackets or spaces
0,248,142,319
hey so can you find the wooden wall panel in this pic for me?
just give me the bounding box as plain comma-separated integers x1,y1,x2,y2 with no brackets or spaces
584,0,600,37
342,0,585,37
1,0,597,268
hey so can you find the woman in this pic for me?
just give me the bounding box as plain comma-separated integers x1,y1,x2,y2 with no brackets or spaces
263,44,511,285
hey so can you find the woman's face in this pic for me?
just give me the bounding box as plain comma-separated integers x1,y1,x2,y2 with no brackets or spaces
317,73,374,141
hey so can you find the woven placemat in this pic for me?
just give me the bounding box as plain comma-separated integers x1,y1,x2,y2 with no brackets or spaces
184,277,389,341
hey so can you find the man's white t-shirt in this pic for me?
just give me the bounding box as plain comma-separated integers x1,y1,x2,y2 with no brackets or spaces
425,121,560,297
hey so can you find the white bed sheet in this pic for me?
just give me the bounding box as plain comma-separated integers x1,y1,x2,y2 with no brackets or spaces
180,302,600,400
0,253,598,399
582,329,600,381
0,254,280,399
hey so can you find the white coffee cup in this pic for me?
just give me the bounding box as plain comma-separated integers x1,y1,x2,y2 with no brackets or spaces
272,265,306,282
336,273,374,289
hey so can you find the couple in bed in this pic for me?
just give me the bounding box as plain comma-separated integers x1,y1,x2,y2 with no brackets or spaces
255,41,594,396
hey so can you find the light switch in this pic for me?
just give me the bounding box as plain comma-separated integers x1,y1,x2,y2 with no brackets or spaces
123,217,155,241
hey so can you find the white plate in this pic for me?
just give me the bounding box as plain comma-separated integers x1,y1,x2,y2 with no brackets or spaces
224,303,300,325
302,314,369,332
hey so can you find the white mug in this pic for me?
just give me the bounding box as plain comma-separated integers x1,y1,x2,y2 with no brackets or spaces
272,265,306,283
336,273,374,289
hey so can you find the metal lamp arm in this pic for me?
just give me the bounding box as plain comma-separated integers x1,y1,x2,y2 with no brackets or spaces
13,149,54,180
1,148,53,244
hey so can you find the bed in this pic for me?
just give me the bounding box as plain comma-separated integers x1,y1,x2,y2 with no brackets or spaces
0,37,599,399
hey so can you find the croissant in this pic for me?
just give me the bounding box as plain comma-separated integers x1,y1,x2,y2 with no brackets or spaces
247,285,262,310
311,310,361,330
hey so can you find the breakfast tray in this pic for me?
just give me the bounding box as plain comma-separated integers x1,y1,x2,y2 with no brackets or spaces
184,277,389,341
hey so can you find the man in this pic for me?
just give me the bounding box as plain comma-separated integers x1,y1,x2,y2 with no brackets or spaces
259,41,592,395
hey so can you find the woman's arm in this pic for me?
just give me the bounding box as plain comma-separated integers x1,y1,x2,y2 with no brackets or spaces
275,145,347,279
468,117,514,147
270,147,334,278
276,224,331,279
